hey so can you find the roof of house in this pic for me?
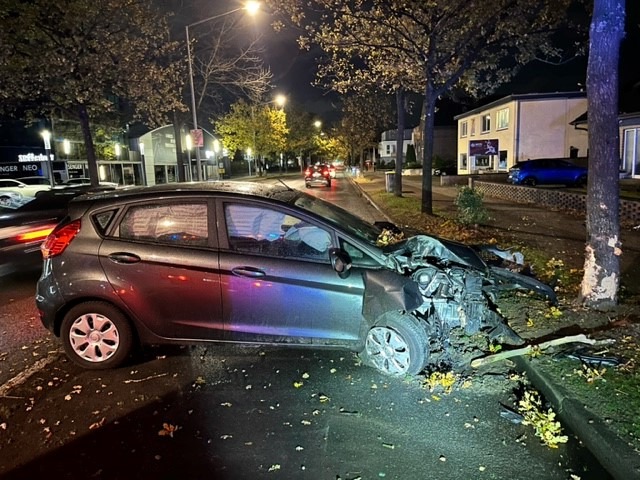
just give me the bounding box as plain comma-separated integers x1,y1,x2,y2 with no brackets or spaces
453,91,587,120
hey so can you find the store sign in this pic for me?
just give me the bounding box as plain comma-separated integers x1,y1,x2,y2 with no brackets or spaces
0,163,41,174
190,129,203,148
17,152,48,162
469,139,498,156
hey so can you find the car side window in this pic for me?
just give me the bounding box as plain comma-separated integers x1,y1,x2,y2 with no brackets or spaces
340,238,379,267
224,203,332,260
118,203,208,247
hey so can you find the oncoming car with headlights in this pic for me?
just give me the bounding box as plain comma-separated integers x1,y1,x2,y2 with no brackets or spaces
36,182,555,376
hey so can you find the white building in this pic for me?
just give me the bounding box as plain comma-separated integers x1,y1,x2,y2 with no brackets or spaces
454,92,588,174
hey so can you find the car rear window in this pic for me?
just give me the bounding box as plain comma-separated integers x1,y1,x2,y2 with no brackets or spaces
118,203,208,247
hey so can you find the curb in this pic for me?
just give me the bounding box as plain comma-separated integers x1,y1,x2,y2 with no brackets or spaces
514,356,640,480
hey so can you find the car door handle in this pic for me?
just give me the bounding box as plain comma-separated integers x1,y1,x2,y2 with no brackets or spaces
108,252,141,264
231,267,266,278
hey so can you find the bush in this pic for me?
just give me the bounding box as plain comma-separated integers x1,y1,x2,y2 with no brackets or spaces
454,186,489,226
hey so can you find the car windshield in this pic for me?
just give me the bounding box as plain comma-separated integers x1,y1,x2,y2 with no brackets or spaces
292,191,383,245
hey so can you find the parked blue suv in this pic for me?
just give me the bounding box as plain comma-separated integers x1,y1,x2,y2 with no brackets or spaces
507,158,588,187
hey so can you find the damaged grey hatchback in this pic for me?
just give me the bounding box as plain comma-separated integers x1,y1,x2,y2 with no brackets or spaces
36,182,555,376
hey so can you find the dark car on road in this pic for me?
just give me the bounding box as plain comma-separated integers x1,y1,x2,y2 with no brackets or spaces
507,158,588,187
36,182,555,376
0,186,115,276
304,163,332,188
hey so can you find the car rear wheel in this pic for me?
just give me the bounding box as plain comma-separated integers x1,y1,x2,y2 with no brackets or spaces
362,313,428,376
60,301,134,369
574,175,587,188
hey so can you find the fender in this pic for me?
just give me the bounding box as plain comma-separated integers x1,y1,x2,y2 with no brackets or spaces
362,269,423,321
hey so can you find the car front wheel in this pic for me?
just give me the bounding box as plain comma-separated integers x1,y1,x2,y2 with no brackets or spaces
60,301,134,369
362,313,428,376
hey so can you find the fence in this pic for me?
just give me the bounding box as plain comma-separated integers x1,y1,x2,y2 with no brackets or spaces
468,179,640,224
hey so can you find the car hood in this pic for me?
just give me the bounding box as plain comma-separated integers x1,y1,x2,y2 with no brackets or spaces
382,235,487,272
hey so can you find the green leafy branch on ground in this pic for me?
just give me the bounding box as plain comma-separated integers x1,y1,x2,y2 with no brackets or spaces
517,389,568,448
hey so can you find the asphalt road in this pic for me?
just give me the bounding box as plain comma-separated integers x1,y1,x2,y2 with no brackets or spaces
0,173,612,479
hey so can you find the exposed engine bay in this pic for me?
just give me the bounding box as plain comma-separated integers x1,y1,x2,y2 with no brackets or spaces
378,234,557,365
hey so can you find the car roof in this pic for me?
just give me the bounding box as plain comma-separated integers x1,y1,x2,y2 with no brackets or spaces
71,181,299,207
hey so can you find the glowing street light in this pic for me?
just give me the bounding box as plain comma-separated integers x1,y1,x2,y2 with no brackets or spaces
186,2,260,181
274,94,286,108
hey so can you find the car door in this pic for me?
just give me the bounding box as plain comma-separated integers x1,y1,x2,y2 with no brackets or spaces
98,199,224,340
217,199,365,346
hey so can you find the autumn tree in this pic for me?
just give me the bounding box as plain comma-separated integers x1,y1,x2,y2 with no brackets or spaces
267,0,585,213
214,100,288,173
339,94,394,169
579,0,625,310
0,0,184,187
284,105,320,170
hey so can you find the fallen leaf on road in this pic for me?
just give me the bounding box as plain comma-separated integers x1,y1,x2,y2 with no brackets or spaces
158,422,180,437
267,464,281,472
89,417,106,430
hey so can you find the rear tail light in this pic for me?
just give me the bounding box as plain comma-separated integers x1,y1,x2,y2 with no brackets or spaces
41,219,81,259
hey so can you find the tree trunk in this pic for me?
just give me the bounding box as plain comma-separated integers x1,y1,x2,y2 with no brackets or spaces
394,88,405,196
77,104,98,187
420,81,437,214
579,0,625,311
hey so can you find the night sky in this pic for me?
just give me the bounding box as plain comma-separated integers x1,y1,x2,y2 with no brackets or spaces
254,0,640,125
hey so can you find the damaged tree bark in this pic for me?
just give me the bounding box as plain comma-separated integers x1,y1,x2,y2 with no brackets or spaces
578,0,625,311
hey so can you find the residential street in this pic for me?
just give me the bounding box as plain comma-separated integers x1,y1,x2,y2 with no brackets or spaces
0,173,613,479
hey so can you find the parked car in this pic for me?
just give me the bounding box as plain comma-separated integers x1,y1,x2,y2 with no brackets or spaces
0,178,50,202
0,186,115,276
16,176,53,186
0,191,28,209
507,158,588,187
304,164,332,188
36,182,555,376
63,177,119,188
433,165,458,176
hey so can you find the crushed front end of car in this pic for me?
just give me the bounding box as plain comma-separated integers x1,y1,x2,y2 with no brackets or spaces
379,234,556,366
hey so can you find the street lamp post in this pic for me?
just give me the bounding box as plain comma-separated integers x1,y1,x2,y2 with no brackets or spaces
41,130,55,187
186,1,260,181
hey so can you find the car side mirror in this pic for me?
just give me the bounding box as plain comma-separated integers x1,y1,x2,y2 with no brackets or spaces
329,248,352,279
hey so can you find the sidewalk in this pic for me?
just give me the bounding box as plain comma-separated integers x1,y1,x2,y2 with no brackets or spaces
349,171,640,480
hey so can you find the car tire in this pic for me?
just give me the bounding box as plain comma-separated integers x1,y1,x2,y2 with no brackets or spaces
60,301,134,370
522,177,537,186
575,175,587,188
361,313,429,376
0,195,11,206
326,179,331,187
305,182,311,188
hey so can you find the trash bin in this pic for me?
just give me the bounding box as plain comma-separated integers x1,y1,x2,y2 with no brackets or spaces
385,171,395,193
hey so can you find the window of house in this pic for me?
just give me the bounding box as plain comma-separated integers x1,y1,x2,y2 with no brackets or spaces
623,128,639,176
460,153,468,169
119,203,208,247
386,144,390,155
497,108,509,130
460,121,468,137
481,114,491,133
470,119,476,135
499,150,508,170
474,155,493,169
